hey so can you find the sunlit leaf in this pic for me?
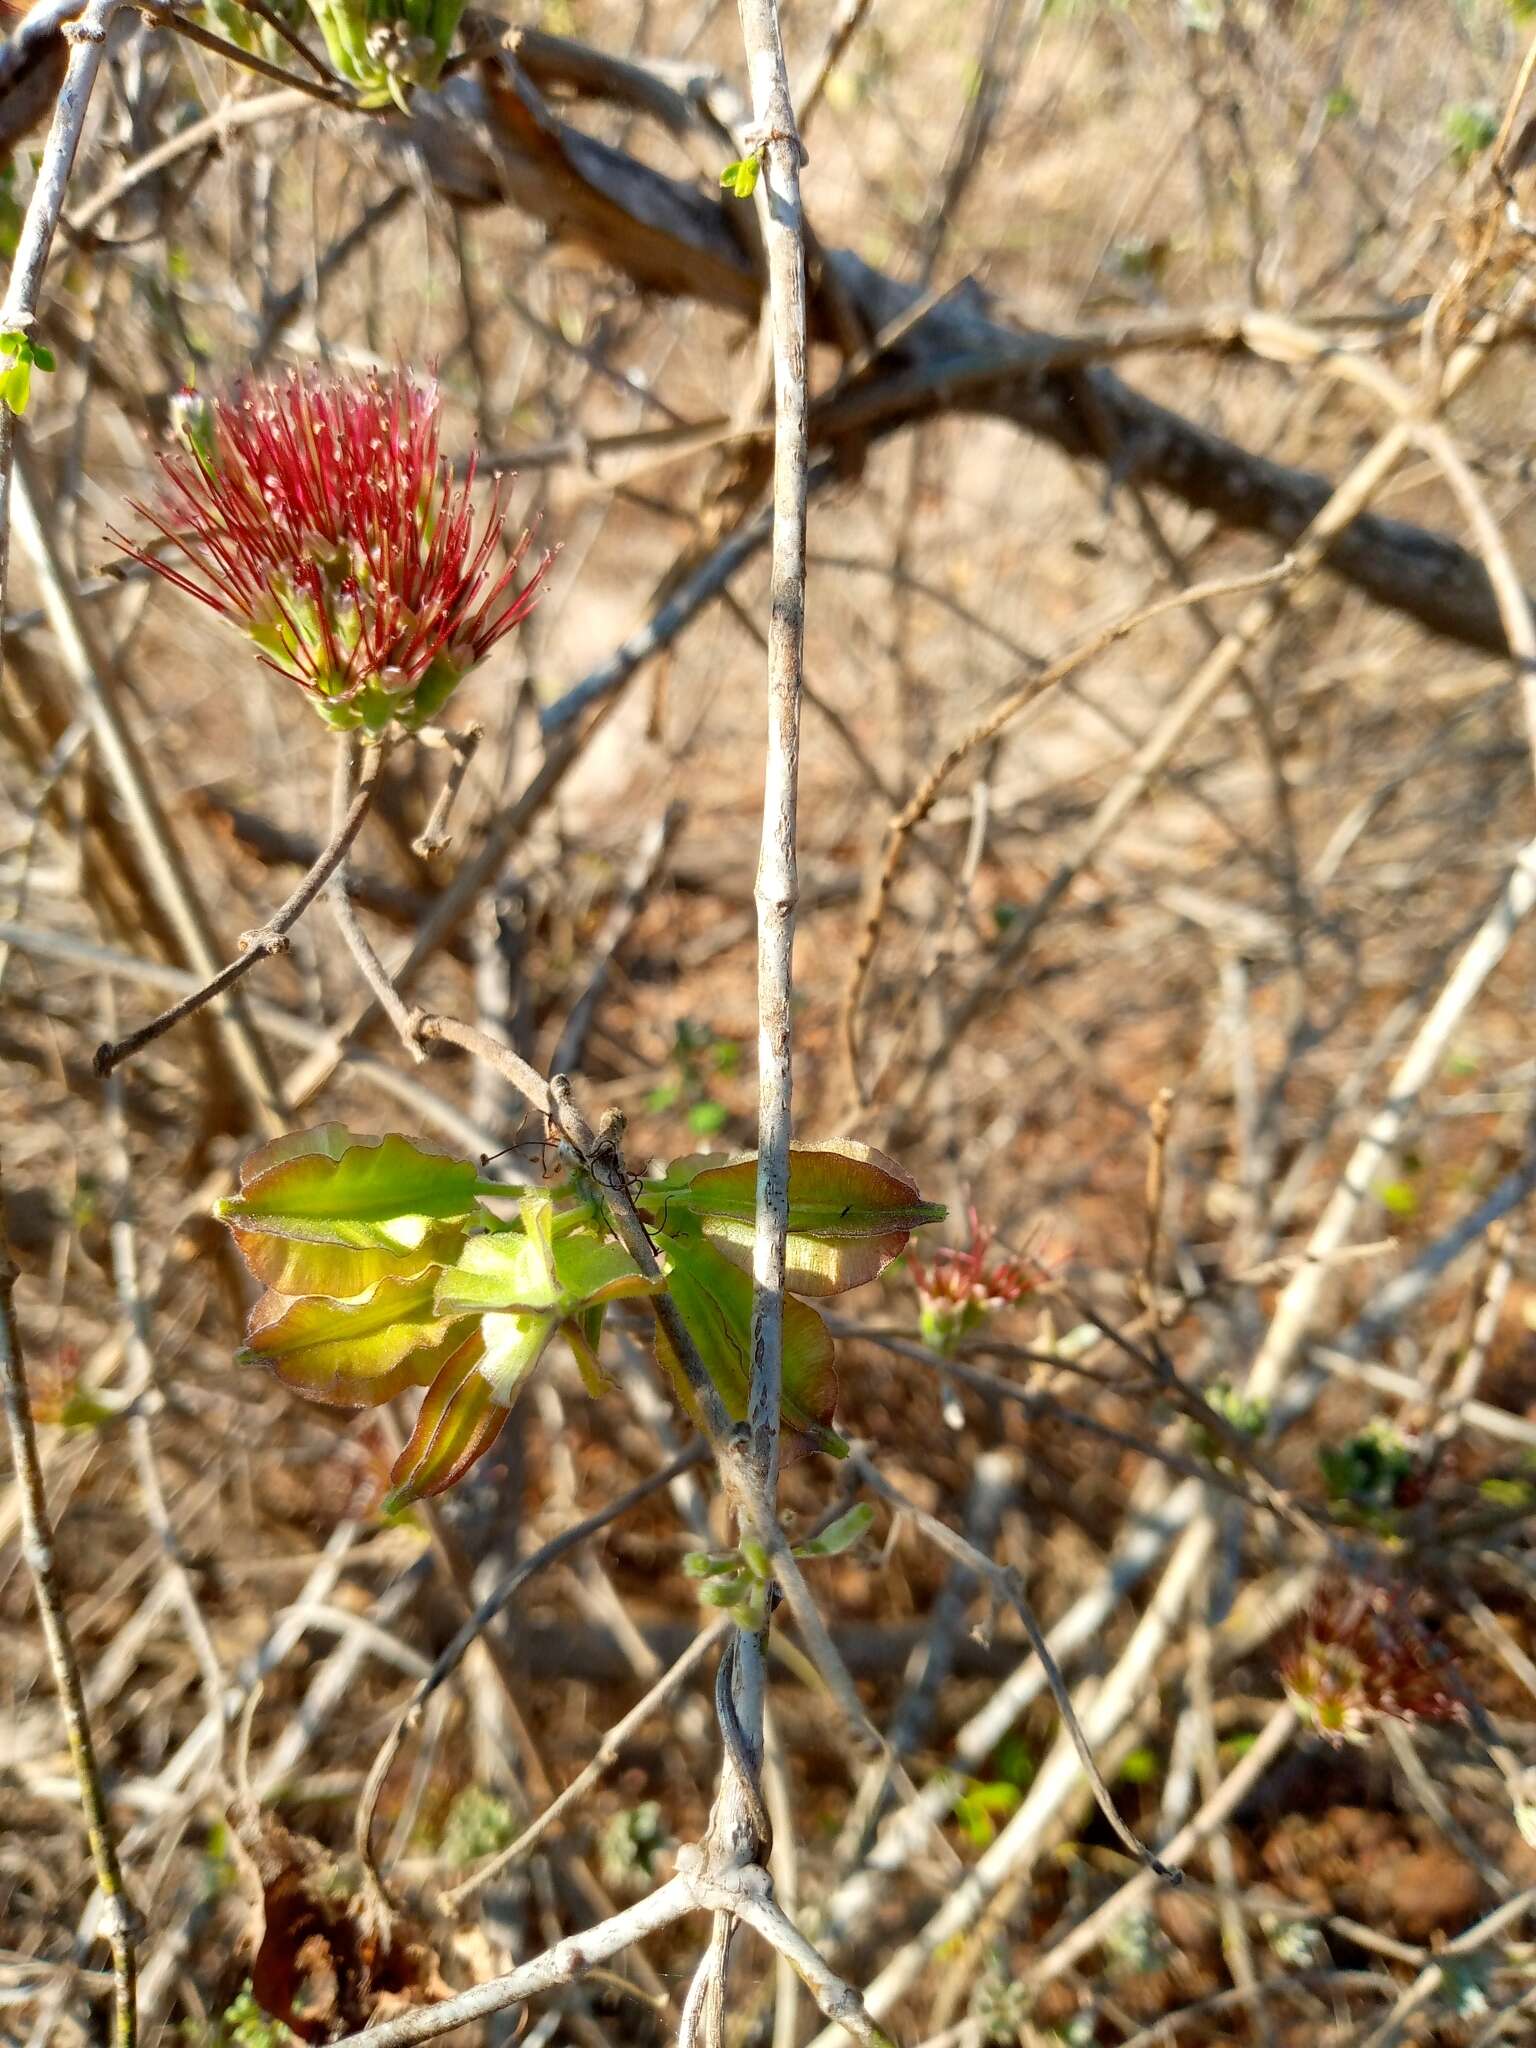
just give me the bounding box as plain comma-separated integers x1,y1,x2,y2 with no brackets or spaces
436,1198,654,1317
551,1229,656,1307
383,1327,510,1510
648,1140,946,1295
435,1213,556,1317
654,1229,843,1454
225,1219,464,1298
216,1125,485,1291
239,1272,475,1406
719,155,761,198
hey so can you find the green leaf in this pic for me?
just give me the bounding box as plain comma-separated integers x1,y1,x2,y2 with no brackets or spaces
239,1272,475,1405
654,1229,843,1454
1445,102,1499,169
436,1211,558,1316
0,358,30,416
216,1125,485,1291
687,1099,730,1136
1479,1476,1536,1510
683,1549,741,1579
953,1777,1022,1846
472,1306,557,1401
795,1501,874,1557
719,155,761,198
649,1140,946,1296
56,1389,119,1431
382,1326,512,1510
439,1786,519,1865
1117,1746,1161,1786
436,1196,653,1317
0,330,53,418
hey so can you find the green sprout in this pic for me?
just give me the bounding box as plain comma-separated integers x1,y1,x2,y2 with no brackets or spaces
720,154,762,200
0,331,56,417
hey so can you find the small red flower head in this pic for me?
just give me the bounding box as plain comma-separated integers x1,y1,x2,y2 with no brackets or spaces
907,1208,1035,1352
115,369,552,734
1281,1583,1466,1746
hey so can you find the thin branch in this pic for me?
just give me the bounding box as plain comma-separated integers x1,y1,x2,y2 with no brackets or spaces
355,1442,707,1884
440,1618,731,1909
846,1448,1179,1882
549,800,684,1078
411,721,483,858
738,0,809,1504
133,0,353,107
68,89,312,239
689,1862,900,2047
840,556,1294,1100
412,1007,553,1125
327,1873,697,2048
94,736,391,1076
0,0,121,343
0,1163,138,2048
324,738,423,1058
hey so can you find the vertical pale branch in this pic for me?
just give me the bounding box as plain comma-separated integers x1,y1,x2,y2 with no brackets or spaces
738,0,810,1510
680,10,811,2032
0,1158,138,2048
0,0,122,638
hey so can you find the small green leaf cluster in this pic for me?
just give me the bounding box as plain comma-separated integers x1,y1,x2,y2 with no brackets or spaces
646,1018,741,1136
598,1800,669,1893
719,154,762,200
967,1954,1031,2042
1104,1908,1169,1978
1261,1912,1328,1969
1187,1378,1268,1469
950,1775,1022,1848
1445,102,1500,170
1318,1417,1418,1526
0,331,55,417
437,1785,519,1864
304,0,468,110
185,1984,297,2048
214,1127,944,1510
686,1501,874,1626
942,1733,1035,1848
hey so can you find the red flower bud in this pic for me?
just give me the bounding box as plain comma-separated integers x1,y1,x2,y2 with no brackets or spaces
115,369,552,733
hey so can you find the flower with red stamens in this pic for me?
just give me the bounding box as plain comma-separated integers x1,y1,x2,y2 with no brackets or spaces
1280,1583,1467,1746
906,1208,1036,1353
114,369,552,735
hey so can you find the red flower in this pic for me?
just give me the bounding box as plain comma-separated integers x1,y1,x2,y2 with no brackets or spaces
907,1208,1036,1351
1281,1584,1466,1746
115,370,552,733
